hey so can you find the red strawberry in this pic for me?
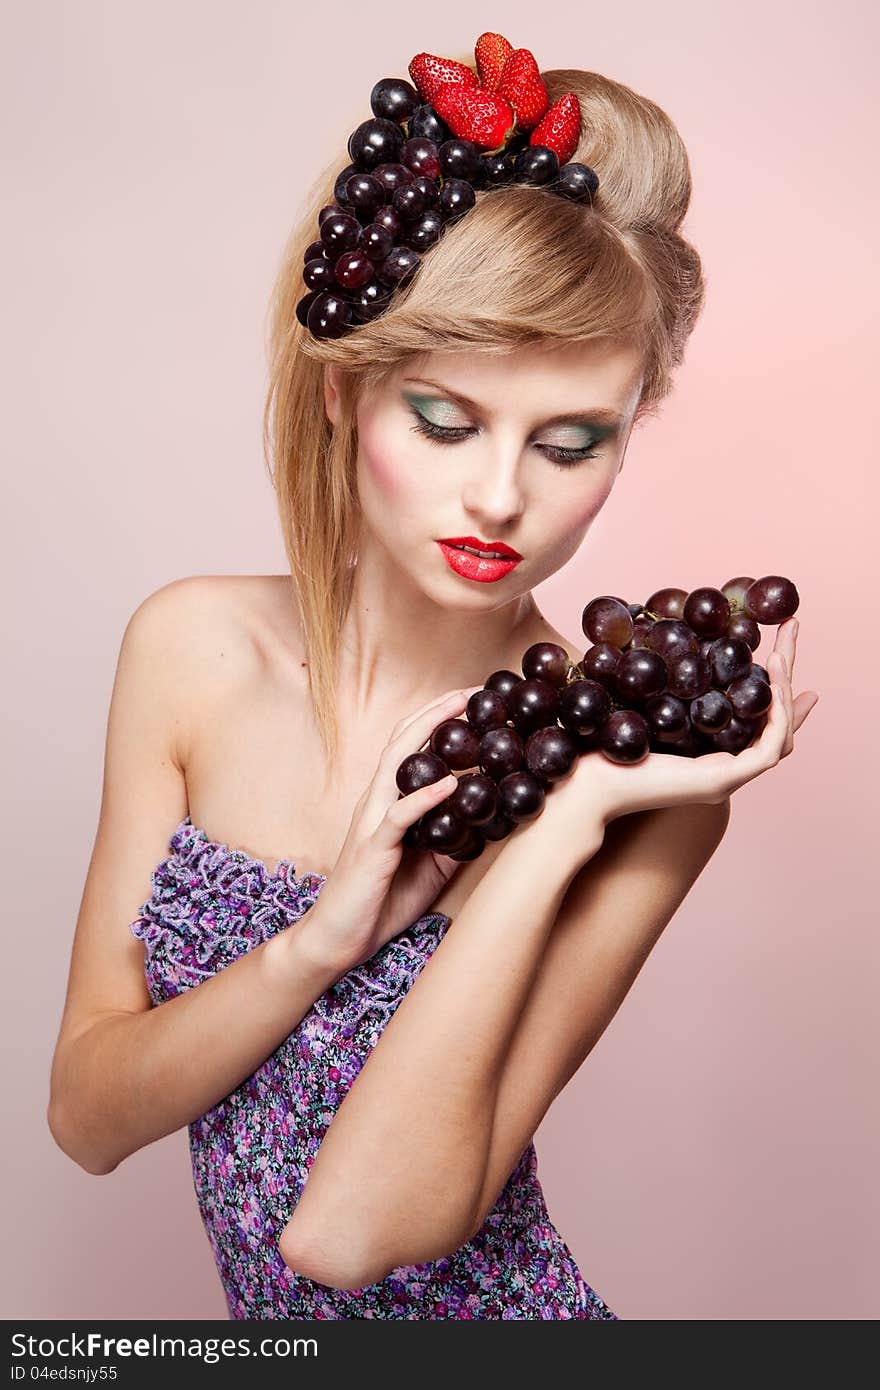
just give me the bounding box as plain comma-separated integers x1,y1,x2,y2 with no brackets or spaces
496,47,549,131
474,32,515,92
529,93,582,163
408,52,478,105
432,81,515,150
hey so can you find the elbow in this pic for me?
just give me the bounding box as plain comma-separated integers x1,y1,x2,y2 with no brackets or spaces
278,1221,391,1292
47,1099,119,1177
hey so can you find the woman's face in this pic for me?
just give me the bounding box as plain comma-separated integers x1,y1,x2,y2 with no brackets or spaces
326,340,644,605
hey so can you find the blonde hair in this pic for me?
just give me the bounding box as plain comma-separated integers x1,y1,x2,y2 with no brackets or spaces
262,67,706,774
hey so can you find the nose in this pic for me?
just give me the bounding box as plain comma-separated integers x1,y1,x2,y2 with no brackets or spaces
459,432,526,530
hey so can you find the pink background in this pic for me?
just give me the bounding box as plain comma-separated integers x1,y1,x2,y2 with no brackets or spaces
4,2,877,1320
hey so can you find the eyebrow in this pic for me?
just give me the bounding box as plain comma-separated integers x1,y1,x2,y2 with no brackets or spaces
402,376,624,432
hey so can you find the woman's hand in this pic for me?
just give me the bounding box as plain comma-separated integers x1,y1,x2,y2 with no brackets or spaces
309,684,484,973
545,617,819,838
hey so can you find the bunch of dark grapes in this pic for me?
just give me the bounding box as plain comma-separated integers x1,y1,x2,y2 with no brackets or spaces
395,575,799,862
296,77,598,340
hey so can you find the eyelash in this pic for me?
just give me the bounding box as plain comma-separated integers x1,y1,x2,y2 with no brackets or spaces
406,410,602,468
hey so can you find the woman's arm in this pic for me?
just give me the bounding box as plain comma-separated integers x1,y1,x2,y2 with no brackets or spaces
277,807,606,1289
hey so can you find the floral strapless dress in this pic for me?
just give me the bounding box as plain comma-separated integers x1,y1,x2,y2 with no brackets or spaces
128,815,618,1320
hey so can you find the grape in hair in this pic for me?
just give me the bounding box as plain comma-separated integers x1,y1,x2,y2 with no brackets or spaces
438,179,476,219
334,250,374,290
302,258,337,292
479,726,524,780
497,769,546,822
306,292,352,340
406,210,444,252
525,726,579,783
348,117,405,172
401,137,441,177
333,165,358,204
409,103,452,143
429,718,481,770
360,223,394,262
466,688,510,735
372,162,414,198
370,77,419,124
320,212,361,256
438,139,481,181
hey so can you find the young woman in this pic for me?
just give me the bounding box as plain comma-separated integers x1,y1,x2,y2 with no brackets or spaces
48,56,817,1320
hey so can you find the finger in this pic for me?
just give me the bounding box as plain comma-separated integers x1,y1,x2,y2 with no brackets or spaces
375,772,458,851
719,677,789,787
792,688,819,734
767,649,794,757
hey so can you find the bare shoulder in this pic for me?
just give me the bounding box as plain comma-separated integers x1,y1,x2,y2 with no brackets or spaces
127,574,302,762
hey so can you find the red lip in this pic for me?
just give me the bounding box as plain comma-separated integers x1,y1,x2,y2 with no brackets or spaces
436,535,523,560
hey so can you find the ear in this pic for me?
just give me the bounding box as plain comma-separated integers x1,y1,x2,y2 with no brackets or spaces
323,363,342,427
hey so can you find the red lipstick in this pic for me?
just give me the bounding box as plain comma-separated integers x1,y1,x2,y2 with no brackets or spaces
436,535,523,583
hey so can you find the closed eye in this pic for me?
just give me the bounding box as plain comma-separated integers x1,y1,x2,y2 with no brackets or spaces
406,407,603,470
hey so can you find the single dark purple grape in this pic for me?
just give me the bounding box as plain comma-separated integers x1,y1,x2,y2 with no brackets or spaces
333,168,357,204
666,651,711,699
360,223,394,262
484,669,521,700
751,662,770,684
320,211,360,256
707,636,753,687
558,678,611,736
506,678,560,736
479,725,524,780
684,587,731,638
447,826,486,861
628,616,655,650
448,771,498,825
615,648,668,702
600,709,650,764
410,103,451,144
690,689,733,733
302,257,337,291
416,804,470,854
405,209,444,252
344,173,385,214
375,245,420,285
645,618,700,663
319,202,346,227
371,206,402,237
396,749,451,794
521,641,571,686
438,138,481,180
744,575,800,624
513,145,559,184
372,162,413,198
438,178,476,219
370,77,419,124
644,692,690,743
392,182,429,221
721,576,756,614
401,137,441,177
306,292,352,339
348,117,405,172
582,596,633,648
334,249,374,289
554,161,599,202
497,769,546,822
479,152,514,186
727,612,761,650
351,280,392,321
662,723,710,758
726,673,773,718
295,291,320,326
303,239,328,263
525,726,578,783
466,688,509,735
645,586,687,619
479,808,515,841
410,174,440,206
581,641,621,688
429,717,481,770
708,714,759,754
